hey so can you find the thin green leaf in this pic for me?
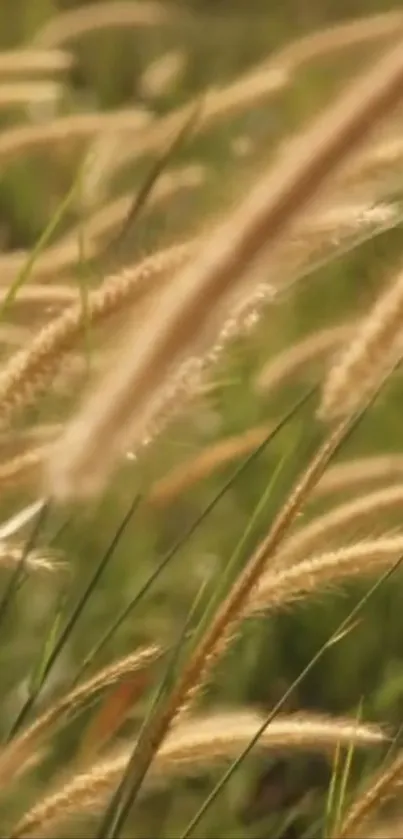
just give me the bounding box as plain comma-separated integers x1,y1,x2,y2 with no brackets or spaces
97,576,210,839
103,100,201,265
0,167,83,319
70,385,316,687
0,500,50,633
7,493,141,738
332,700,363,836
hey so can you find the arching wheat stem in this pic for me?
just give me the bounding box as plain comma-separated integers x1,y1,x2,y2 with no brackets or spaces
47,35,403,500
0,240,193,427
11,712,385,838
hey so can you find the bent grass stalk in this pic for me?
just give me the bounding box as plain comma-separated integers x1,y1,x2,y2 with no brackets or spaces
9,712,386,839
47,36,403,500
273,484,403,568
0,240,193,427
0,645,161,786
315,454,403,496
320,263,403,420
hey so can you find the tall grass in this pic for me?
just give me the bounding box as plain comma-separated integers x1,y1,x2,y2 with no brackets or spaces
2,3,403,838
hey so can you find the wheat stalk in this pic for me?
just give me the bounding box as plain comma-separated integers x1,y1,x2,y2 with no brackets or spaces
0,240,193,427
46,36,403,500
337,749,403,838
33,2,174,48
147,425,271,507
107,12,403,181
315,454,403,496
10,711,385,838
320,264,403,420
0,49,72,74
0,108,152,167
0,645,160,787
0,82,62,108
0,164,204,285
273,484,403,567
252,535,403,614
255,323,354,394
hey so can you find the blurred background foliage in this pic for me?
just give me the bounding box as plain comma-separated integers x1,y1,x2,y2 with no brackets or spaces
1,0,403,836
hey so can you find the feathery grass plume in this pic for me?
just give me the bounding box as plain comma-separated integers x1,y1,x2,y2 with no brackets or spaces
147,425,271,508
0,446,51,488
255,323,354,394
272,485,403,568
0,48,72,75
0,240,193,428
46,36,403,500
0,422,62,449
106,12,403,181
0,645,160,787
4,14,399,186
0,165,204,286
337,748,403,838
0,543,56,574
315,454,403,496
0,82,62,108
0,325,33,347
33,1,174,48
320,264,403,420
140,51,186,100
10,711,386,839
0,108,152,168
300,201,398,235
340,120,403,185
271,12,403,69
0,182,379,291
251,535,403,614
0,285,76,307
359,817,403,838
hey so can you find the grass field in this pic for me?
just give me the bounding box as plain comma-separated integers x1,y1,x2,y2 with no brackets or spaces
1,2,403,837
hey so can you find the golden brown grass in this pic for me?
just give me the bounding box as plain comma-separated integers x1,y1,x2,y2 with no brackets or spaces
0,645,161,788
10,711,386,839
273,484,403,567
0,164,204,285
47,36,403,500
0,82,62,108
0,108,152,168
320,263,403,420
0,49,72,75
252,536,403,614
337,748,403,838
255,323,354,395
33,1,174,48
0,240,193,429
315,454,403,496
105,12,403,182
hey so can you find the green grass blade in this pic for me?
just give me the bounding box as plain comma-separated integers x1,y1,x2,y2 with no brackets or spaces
97,576,209,839
102,101,201,265
188,427,304,659
0,168,83,319
325,738,342,838
70,385,316,686
7,493,140,738
332,700,363,836
0,500,50,632
6,586,69,741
